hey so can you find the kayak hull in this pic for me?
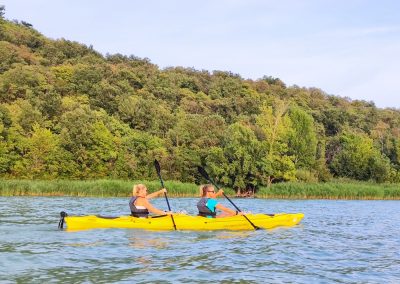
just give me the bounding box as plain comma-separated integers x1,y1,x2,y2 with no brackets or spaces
64,213,304,231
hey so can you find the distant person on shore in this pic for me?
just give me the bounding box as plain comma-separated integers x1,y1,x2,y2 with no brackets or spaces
129,184,172,217
197,184,244,218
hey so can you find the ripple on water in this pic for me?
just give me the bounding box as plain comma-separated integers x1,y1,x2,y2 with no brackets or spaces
0,197,400,283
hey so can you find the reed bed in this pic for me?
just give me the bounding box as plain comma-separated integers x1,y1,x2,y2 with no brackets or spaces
0,179,399,199
257,182,400,200
0,179,202,197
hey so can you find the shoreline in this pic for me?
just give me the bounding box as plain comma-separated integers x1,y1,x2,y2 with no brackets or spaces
1,179,399,200
2,192,400,200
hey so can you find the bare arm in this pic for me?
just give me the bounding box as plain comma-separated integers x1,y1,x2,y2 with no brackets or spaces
147,188,167,199
216,203,236,216
142,199,169,215
215,189,224,198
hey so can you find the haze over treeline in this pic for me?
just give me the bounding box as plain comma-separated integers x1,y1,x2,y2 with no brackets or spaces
1,8,399,191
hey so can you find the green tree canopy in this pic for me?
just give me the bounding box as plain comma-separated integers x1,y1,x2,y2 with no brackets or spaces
0,15,399,184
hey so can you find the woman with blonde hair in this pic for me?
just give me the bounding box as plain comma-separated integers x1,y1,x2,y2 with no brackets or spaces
129,184,172,217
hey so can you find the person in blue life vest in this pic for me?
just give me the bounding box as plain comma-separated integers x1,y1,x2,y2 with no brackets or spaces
129,184,173,217
197,184,245,218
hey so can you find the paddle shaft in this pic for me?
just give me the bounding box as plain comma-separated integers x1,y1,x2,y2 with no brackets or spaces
154,160,176,230
158,177,172,211
199,168,260,230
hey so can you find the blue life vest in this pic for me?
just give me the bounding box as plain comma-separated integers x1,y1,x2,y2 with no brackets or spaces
197,197,217,218
129,196,149,218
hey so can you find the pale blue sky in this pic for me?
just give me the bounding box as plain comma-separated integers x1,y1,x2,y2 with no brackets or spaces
2,0,400,108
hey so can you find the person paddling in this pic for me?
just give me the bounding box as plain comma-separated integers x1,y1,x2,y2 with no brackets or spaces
129,184,172,217
197,184,244,218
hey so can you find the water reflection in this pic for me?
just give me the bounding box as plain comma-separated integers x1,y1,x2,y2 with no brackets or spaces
215,231,254,240
67,241,105,247
127,232,170,249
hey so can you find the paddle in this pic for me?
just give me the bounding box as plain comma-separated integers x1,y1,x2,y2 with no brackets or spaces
154,159,177,230
197,166,260,230
58,211,67,229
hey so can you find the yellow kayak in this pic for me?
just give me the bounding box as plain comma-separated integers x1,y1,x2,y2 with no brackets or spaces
61,212,304,231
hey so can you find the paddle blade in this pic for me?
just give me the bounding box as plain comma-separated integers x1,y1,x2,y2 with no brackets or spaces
154,159,161,176
197,166,210,181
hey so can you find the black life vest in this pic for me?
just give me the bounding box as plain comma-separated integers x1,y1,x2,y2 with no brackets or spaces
197,197,217,218
129,196,149,218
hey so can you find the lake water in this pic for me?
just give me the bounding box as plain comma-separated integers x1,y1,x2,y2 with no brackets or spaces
0,197,399,283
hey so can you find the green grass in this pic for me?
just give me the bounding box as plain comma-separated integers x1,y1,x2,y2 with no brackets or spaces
258,182,400,200
0,179,399,199
0,179,204,197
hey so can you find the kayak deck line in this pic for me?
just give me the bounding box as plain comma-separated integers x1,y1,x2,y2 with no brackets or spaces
60,212,304,231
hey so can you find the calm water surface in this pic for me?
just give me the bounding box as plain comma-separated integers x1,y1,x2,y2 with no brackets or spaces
0,197,399,283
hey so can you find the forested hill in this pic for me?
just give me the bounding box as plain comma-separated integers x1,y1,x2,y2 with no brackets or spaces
0,13,399,189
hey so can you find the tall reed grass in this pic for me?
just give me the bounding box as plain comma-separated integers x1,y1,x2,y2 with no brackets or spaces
0,179,399,199
0,179,204,197
257,182,400,200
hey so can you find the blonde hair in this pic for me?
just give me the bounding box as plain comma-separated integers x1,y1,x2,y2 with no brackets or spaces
200,184,214,197
132,184,147,196
199,185,204,197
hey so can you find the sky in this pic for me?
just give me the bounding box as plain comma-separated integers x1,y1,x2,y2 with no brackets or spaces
2,0,400,109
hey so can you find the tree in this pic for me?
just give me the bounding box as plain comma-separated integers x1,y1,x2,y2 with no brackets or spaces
86,121,118,177
320,108,348,136
164,112,225,181
255,100,295,185
0,65,49,103
117,93,175,136
287,106,317,169
313,141,332,182
3,99,45,134
71,63,103,95
205,123,263,193
58,105,97,177
90,80,120,114
262,75,286,88
1,14,400,183
21,21,33,28
0,107,13,174
371,120,390,154
121,130,166,179
0,5,5,18
329,132,392,182
0,42,24,73
10,123,65,178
